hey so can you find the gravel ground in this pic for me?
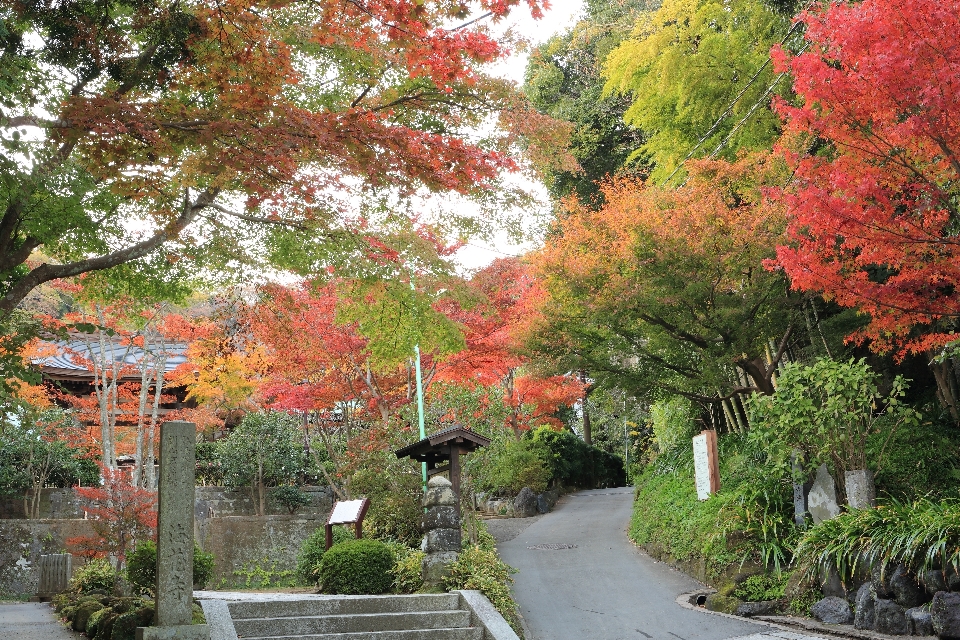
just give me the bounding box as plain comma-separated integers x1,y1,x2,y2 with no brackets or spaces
481,514,544,543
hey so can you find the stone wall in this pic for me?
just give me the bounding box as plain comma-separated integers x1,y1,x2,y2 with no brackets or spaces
196,516,328,588
0,485,334,520
0,519,96,598
0,485,335,596
0,489,86,520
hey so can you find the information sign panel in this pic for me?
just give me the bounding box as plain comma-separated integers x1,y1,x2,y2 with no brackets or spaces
692,430,720,500
328,499,367,525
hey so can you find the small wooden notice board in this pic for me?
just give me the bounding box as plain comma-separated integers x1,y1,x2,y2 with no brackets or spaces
692,430,720,500
325,497,370,550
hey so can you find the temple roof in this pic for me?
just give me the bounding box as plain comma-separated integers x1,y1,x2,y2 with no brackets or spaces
394,425,491,461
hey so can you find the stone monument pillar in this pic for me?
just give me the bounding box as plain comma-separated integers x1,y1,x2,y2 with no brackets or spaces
422,475,461,589
137,421,209,640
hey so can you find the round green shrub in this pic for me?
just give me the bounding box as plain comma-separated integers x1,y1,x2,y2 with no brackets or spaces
86,607,110,639
72,600,104,631
70,558,117,594
126,540,216,593
91,611,117,640
319,539,394,595
296,525,354,585
110,607,154,640
271,485,312,514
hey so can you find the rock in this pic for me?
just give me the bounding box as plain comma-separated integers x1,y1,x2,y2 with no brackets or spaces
874,598,910,636
821,566,847,598
932,591,960,639
844,469,876,509
874,563,896,599
704,594,743,614
735,601,780,617
424,527,462,553
906,606,934,636
514,487,539,518
949,568,960,592
536,494,550,514
923,570,948,595
890,565,928,608
811,596,853,624
421,551,459,587
808,464,841,524
855,583,878,630
422,505,458,531
423,476,456,508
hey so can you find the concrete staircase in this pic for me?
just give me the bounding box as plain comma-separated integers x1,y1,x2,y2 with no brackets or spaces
225,593,486,640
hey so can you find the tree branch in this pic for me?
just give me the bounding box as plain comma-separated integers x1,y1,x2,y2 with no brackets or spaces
0,188,219,317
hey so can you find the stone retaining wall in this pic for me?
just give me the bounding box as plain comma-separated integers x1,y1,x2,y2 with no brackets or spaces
0,519,96,598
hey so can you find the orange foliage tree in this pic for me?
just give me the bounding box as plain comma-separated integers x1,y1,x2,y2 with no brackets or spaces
525,155,796,414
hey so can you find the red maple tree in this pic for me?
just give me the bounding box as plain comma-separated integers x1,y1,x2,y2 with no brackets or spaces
771,0,960,354
67,465,158,572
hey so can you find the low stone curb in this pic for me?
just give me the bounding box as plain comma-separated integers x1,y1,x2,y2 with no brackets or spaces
675,591,936,640
455,590,520,640
754,616,936,640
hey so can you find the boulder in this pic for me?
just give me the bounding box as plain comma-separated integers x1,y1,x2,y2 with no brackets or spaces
811,596,854,624
932,591,960,639
923,570,949,595
536,494,550,514
890,565,928,608
949,569,960,592
735,601,780,617
514,487,539,518
874,598,910,636
855,583,878,630
906,606,934,636
873,563,897,599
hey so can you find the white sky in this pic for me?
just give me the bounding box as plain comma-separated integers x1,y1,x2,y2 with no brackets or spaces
452,0,585,271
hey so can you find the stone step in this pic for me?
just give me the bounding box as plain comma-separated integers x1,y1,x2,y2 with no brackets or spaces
228,594,461,620
233,610,473,636
237,628,484,640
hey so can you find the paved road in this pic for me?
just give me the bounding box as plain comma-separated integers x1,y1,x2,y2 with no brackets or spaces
0,602,76,639
497,487,815,640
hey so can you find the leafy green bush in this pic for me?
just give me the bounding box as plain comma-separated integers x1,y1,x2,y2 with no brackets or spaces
793,497,960,584
868,409,960,500
443,546,522,636
271,485,312,514
746,358,919,480
195,441,223,486
477,437,552,495
125,541,216,593
70,558,117,594
733,573,788,601
319,539,394,594
296,525,354,585
387,542,425,594
532,427,625,489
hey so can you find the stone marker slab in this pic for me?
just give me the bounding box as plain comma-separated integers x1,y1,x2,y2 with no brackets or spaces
845,470,876,509
156,421,197,627
807,464,840,524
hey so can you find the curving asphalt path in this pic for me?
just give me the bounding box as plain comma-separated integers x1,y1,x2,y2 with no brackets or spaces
0,602,76,639
496,487,818,640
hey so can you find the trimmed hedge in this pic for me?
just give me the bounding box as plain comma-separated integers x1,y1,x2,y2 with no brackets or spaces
125,540,215,593
319,538,394,595
296,525,355,585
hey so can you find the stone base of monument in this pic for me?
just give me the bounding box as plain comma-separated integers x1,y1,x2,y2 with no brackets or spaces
136,624,210,640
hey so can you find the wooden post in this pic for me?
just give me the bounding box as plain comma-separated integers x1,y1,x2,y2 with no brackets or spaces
449,445,461,517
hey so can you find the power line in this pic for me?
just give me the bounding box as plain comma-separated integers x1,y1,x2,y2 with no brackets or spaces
659,8,814,185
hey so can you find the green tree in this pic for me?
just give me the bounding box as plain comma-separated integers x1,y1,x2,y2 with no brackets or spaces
746,358,920,498
603,0,793,182
523,0,647,204
0,0,558,316
218,411,305,516
0,407,98,518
